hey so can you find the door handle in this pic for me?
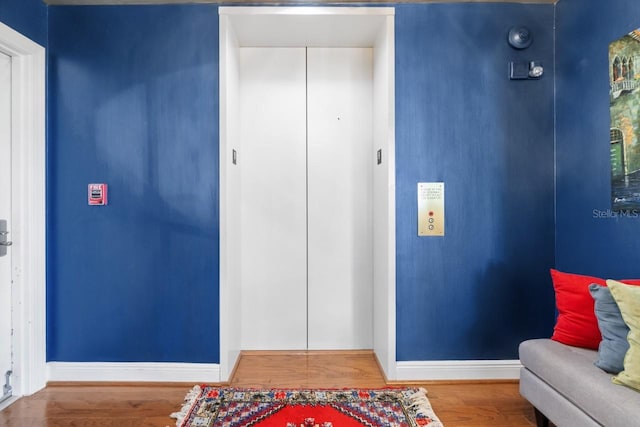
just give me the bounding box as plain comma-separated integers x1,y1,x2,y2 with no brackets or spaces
0,220,11,256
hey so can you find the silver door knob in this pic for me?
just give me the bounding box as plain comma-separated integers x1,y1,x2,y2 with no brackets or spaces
0,241,12,246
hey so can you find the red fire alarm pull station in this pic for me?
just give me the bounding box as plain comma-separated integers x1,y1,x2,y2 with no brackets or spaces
88,183,108,205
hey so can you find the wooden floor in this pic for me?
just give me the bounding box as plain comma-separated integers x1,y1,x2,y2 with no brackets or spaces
0,351,538,426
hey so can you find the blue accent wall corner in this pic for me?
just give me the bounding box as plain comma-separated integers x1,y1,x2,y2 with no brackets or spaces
0,0,47,47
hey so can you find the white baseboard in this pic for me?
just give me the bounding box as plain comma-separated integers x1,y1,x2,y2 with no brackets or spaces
0,396,20,412
46,362,221,383
396,359,522,381
45,360,519,383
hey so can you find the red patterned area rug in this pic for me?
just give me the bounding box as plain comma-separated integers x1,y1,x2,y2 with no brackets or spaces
171,386,444,427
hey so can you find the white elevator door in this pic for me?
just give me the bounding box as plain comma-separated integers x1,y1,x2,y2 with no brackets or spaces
239,48,308,350
0,51,12,400
239,47,373,350
307,48,373,349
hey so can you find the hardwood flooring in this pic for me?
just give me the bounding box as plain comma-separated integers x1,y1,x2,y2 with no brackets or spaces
0,351,539,426
230,351,387,389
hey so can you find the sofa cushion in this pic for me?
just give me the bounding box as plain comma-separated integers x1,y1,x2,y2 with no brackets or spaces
608,279,640,392
589,283,629,374
520,339,640,427
550,269,607,349
549,269,640,349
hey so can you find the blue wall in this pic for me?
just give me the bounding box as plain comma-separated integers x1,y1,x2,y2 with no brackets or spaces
47,5,219,362
45,3,556,363
395,4,555,360
555,0,640,279
0,0,47,47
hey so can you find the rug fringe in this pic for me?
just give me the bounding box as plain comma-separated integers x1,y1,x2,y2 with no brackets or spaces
408,388,444,427
170,385,203,427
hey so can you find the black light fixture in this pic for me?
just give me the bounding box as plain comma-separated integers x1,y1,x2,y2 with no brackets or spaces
508,26,533,50
509,61,544,80
507,26,543,80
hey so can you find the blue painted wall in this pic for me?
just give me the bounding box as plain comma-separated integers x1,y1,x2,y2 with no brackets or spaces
45,3,556,363
47,5,219,362
555,0,640,279
395,4,555,360
0,0,47,47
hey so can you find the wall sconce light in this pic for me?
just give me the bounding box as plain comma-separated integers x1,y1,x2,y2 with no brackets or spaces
509,60,544,80
528,61,544,78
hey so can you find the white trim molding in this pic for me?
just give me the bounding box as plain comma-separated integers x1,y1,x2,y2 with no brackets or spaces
47,362,221,383
0,21,46,398
0,396,19,412
396,360,522,381
219,5,396,382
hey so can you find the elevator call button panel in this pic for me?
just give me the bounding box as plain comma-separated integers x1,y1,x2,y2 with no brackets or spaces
418,182,444,236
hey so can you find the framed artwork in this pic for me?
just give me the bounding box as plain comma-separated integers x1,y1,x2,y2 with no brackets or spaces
610,29,640,211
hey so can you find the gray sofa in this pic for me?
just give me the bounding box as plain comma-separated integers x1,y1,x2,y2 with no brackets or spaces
519,339,640,427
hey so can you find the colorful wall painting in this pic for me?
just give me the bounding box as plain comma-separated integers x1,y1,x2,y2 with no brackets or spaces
610,29,640,211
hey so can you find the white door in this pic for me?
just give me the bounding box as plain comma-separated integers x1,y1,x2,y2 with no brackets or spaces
239,48,308,349
307,48,373,349
0,51,13,401
239,47,373,350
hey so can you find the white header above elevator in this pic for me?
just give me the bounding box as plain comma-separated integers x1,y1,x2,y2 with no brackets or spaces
219,7,394,48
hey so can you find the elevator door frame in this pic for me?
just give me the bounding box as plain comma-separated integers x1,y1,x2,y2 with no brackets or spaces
219,6,396,381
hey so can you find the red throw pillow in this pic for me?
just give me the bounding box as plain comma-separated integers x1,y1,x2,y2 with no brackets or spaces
550,269,640,349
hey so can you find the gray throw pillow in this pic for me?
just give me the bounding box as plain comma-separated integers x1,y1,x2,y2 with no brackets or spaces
589,283,630,374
